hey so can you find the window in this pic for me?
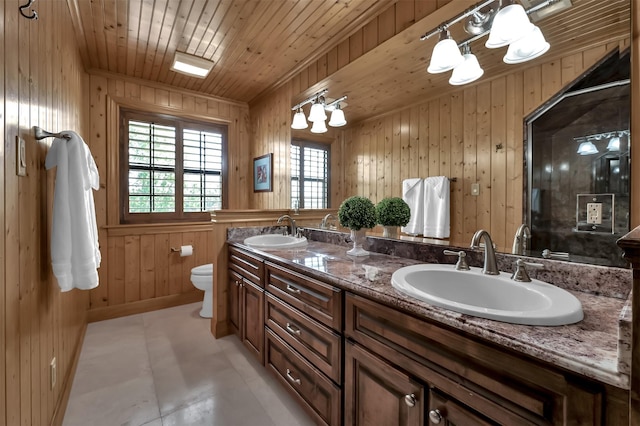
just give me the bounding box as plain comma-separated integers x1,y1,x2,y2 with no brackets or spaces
121,109,227,223
291,140,330,209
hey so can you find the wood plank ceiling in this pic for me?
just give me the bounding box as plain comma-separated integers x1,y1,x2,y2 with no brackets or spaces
67,0,391,102
68,0,630,124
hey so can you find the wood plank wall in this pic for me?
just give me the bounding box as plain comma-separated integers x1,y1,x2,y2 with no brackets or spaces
340,40,631,253
2,1,89,425
249,0,452,210
85,72,252,320
250,31,631,253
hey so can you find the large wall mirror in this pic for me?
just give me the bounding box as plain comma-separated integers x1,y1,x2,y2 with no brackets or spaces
525,49,630,267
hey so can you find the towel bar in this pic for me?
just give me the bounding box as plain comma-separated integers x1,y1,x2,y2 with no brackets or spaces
33,126,71,140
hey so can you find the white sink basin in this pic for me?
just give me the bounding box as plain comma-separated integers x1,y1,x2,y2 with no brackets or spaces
391,264,583,326
243,234,308,250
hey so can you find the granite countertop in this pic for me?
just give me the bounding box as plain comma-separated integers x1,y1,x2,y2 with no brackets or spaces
228,232,631,390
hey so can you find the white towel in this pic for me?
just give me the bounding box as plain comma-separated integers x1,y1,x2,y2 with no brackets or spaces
45,131,101,292
401,178,424,236
423,176,450,238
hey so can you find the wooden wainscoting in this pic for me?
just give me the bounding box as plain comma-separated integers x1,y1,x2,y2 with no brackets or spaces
87,223,216,322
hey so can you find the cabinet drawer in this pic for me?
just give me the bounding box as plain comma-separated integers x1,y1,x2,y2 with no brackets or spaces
265,293,341,383
229,246,264,287
266,262,342,331
265,329,341,426
429,390,495,426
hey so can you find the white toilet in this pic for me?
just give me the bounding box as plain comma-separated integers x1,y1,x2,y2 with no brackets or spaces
190,263,214,318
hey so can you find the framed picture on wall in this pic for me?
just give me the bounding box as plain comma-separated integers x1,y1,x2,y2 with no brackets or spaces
253,153,273,192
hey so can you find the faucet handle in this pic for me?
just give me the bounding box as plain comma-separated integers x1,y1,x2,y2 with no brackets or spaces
511,259,543,282
443,250,470,271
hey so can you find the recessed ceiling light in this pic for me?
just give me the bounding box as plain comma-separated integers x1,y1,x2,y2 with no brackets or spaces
170,52,214,78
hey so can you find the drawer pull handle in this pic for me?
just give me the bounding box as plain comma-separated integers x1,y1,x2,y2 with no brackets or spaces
404,393,417,408
428,409,443,424
285,322,301,336
285,369,301,385
285,284,301,294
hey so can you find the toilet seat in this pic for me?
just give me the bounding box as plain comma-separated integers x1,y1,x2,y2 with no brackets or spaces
191,263,213,276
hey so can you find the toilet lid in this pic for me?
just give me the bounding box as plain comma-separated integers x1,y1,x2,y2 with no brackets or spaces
191,263,213,276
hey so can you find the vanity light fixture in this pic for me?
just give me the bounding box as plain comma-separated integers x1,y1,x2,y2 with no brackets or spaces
503,26,550,64
485,0,534,49
449,44,484,85
308,98,327,123
574,130,629,155
427,27,464,73
291,90,347,133
170,51,214,78
291,108,308,130
576,140,599,156
421,0,565,85
607,136,621,152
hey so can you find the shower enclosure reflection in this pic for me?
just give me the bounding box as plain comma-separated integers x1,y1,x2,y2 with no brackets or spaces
525,50,630,267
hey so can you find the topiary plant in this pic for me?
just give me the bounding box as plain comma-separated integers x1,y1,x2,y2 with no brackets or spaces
338,196,377,231
375,197,411,227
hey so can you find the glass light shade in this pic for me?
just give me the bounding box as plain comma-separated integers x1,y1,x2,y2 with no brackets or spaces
328,108,347,127
485,4,534,49
291,110,308,129
449,53,484,85
607,136,620,151
310,119,328,134
308,102,327,122
503,26,550,64
427,38,464,74
577,141,599,155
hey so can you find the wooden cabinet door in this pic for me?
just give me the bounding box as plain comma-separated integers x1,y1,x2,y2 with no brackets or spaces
228,270,242,337
345,341,424,426
241,279,264,364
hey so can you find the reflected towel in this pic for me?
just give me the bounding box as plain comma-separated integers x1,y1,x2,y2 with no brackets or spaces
45,131,101,292
423,176,450,238
401,178,424,235
531,188,541,214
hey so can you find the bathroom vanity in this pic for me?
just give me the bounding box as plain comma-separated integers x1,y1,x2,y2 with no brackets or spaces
226,230,631,425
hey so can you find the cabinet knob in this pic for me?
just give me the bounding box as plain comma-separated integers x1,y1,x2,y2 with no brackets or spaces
404,393,416,407
428,409,443,424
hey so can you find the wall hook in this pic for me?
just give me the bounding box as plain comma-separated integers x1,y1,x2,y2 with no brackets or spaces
19,0,38,20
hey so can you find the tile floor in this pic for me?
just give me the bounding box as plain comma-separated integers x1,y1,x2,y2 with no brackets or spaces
63,303,315,426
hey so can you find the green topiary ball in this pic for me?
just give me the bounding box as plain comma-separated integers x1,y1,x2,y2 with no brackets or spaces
375,197,411,227
338,196,377,231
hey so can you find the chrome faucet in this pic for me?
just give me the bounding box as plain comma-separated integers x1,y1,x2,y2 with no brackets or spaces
470,229,499,275
277,215,297,237
321,213,336,230
512,224,531,255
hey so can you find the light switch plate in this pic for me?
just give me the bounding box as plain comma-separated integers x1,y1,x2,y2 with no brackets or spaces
16,136,26,176
471,183,480,196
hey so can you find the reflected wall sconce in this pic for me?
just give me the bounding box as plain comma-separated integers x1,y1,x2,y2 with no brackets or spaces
574,130,629,155
291,90,348,133
421,0,565,86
